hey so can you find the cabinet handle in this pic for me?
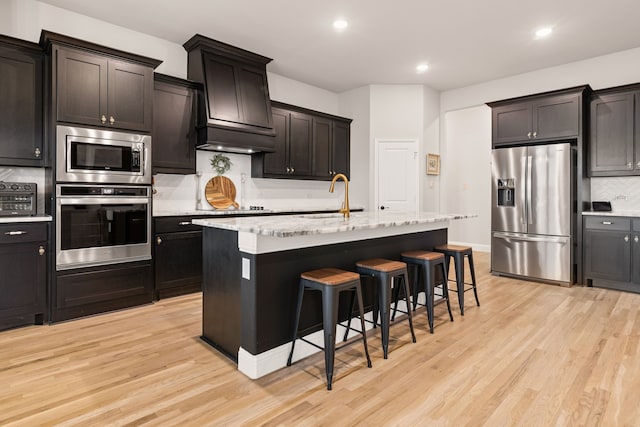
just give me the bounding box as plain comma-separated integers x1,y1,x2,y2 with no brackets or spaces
291,167,295,173
156,236,162,245
601,221,613,225
527,132,532,138
637,161,640,168
38,246,45,256
109,116,115,125
532,131,537,138
628,162,633,169
178,221,191,226
34,147,41,158
4,231,27,236
625,235,629,242
635,236,639,243
101,115,107,124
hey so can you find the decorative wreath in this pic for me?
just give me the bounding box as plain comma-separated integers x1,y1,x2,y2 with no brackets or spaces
210,153,232,175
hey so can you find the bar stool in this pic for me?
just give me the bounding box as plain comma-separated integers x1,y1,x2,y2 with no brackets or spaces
400,251,454,333
287,268,372,390
434,244,480,315
350,258,416,359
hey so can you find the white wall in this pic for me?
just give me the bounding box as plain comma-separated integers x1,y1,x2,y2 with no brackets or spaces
441,106,492,251
422,86,441,211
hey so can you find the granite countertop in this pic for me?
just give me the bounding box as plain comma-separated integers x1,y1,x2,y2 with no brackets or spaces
192,211,476,238
582,211,640,217
0,215,52,224
153,206,364,217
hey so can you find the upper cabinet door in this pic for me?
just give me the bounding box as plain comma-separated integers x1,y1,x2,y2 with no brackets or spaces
533,93,581,140
331,120,350,178
56,47,108,128
262,107,289,176
589,92,635,175
152,78,197,174
107,60,153,132
312,117,332,179
288,111,312,176
491,102,533,146
0,42,43,166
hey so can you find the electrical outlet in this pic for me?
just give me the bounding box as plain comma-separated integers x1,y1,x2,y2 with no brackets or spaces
615,194,628,200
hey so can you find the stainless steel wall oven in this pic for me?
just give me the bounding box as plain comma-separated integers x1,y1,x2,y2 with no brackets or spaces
56,184,151,270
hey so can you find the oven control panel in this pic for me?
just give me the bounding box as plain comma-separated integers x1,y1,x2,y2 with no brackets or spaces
0,182,37,216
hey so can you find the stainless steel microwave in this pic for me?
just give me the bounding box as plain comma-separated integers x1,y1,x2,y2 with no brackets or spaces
56,125,151,184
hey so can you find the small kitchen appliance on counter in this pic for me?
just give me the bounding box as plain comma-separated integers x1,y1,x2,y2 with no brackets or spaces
591,201,612,212
0,182,37,216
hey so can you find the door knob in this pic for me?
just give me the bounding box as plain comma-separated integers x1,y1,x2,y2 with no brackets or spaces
532,131,537,138
109,116,115,125
38,245,45,256
380,206,386,210
101,115,107,124
527,132,532,138
156,236,162,245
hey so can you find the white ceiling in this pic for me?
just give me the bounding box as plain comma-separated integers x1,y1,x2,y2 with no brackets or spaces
38,0,640,92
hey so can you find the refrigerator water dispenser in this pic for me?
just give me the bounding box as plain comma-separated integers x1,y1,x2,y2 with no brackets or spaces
497,178,515,207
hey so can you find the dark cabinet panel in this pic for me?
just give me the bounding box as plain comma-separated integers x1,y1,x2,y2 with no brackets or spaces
237,64,272,129
288,111,313,176
152,75,199,174
0,37,44,166
262,108,288,175
312,117,332,178
107,60,153,132
203,54,242,124
153,216,203,299
488,87,587,147
589,92,635,175
332,120,351,177
0,223,47,330
56,47,108,127
53,261,153,322
583,216,640,292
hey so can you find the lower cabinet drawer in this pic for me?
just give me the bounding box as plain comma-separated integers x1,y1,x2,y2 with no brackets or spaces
53,261,152,321
584,216,630,231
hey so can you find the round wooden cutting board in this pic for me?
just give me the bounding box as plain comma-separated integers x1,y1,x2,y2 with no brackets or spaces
205,176,239,209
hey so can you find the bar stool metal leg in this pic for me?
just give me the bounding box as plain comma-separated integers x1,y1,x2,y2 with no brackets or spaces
322,287,340,390
468,251,480,306
287,282,305,367
355,281,372,369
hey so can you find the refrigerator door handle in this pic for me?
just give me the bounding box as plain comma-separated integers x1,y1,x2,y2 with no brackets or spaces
526,155,533,225
493,231,570,244
520,155,527,225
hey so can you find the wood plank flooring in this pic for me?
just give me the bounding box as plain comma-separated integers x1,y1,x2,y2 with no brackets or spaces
2,251,640,426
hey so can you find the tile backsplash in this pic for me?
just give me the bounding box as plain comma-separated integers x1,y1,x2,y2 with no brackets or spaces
591,177,640,211
0,167,46,214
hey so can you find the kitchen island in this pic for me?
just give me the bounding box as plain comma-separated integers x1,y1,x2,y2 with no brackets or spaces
193,211,474,378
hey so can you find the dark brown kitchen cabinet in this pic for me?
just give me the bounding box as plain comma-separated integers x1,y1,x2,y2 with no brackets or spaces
0,222,47,331
154,216,203,299
41,31,161,132
488,86,588,147
152,74,201,174
588,85,640,176
252,102,351,180
0,36,44,167
583,216,640,293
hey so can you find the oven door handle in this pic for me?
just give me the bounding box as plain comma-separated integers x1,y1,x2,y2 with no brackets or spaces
58,197,150,205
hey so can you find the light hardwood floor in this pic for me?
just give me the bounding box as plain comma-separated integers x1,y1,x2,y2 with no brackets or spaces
2,252,640,426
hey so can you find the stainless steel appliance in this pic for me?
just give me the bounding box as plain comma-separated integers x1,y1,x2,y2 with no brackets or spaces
491,143,574,284
55,184,151,270
56,125,151,184
0,182,36,216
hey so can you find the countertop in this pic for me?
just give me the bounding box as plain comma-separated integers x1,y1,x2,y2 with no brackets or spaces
0,215,52,224
153,206,364,217
582,211,640,217
192,211,476,238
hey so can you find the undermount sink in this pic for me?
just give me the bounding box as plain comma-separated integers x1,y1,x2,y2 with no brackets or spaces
295,213,347,219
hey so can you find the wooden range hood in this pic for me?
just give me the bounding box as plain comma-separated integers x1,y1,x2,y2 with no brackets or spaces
183,34,275,154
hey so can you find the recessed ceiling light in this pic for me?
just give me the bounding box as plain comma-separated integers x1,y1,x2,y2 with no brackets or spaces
333,19,348,31
416,63,429,73
535,27,553,39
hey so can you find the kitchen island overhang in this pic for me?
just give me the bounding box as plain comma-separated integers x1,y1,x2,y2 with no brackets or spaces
193,212,475,379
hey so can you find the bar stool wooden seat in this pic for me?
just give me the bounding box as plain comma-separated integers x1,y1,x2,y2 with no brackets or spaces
351,258,416,359
400,250,454,333
434,244,480,315
287,268,372,390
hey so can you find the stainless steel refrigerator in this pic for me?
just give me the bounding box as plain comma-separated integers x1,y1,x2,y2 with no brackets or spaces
491,142,573,284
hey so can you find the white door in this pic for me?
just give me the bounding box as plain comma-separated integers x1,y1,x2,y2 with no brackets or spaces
375,139,419,212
